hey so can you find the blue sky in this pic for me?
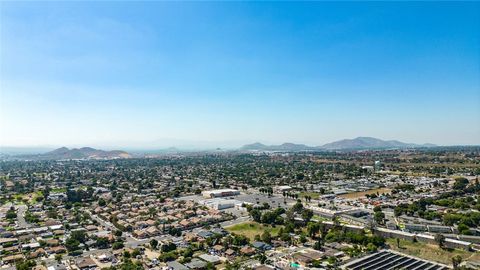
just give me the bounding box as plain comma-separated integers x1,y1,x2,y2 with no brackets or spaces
1,2,479,148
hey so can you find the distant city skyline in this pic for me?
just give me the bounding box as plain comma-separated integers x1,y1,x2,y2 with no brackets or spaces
1,2,479,147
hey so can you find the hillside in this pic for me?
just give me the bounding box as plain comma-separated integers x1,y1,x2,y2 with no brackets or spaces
240,137,436,151
17,147,131,160
321,137,435,150
240,142,317,151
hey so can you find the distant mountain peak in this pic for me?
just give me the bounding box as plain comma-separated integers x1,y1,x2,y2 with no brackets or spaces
49,147,70,154
240,142,268,150
240,142,316,151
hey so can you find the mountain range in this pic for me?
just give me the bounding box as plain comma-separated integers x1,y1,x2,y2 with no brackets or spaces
241,137,436,151
16,147,131,160
0,137,439,160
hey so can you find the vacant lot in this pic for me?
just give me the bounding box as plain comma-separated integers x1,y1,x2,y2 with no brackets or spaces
339,187,391,199
386,238,479,266
225,221,282,241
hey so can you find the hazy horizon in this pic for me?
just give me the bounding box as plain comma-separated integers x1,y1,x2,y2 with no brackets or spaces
1,135,479,153
1,2,479,147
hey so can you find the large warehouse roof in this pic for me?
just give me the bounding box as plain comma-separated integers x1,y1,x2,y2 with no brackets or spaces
342,250,450,270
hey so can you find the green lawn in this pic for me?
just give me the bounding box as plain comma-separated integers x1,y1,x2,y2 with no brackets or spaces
312,215,330,222
386,238,479,266
225,221,283,241
51,187,67,193
31,191,44,203
300,192,320,199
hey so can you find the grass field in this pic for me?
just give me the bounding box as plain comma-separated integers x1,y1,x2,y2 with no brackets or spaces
386,238,480,266
51,187,67,193
300,192,320,199
225,221,282,241
339,187,391,199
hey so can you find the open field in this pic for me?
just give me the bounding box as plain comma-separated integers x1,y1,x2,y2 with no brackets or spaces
225,221,282,241
386,238,480,266
300,192,320,199
339,187,391,199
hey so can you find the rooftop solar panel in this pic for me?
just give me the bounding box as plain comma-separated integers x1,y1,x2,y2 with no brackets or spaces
343,250,451,270
351,252,399,270
387,258,417,270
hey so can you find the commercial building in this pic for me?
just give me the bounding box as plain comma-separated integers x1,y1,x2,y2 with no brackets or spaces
275,185,293,193
199,198,241,210
202,189,240,198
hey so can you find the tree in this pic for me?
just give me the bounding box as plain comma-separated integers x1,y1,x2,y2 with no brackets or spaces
183,248,194,258
327,256,338,266
366,242,377,252
55,254,63,263
161,242,177,252
70,230,87,243
261,211,277,225
6,207,17,219
299,235,307,243
148,207,157,217
112,242,124,250
374,211,385,225
451,255,463,269
131,249,141,258
96,237,109,249
250,209,262,223
150,239,158,250
205,262,215,270
98,198,106,206
261,231,272,244
225,261,241,270
307,222,320,238
434,233,445,249
293,202,303,212
225,261,240,270
301,209,314,223
65,237,80,252
16,260,36,270
453,178,469,191
280,232,291,244
256,253,267,264
313,240,323,250
112,258,144,270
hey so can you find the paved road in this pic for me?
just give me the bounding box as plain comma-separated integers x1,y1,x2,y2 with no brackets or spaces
88,211,115,229
220,216,251,228
16,204,30,228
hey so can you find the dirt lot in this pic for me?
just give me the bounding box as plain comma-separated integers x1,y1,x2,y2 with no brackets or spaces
386,238,480,266
339,187,391,199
